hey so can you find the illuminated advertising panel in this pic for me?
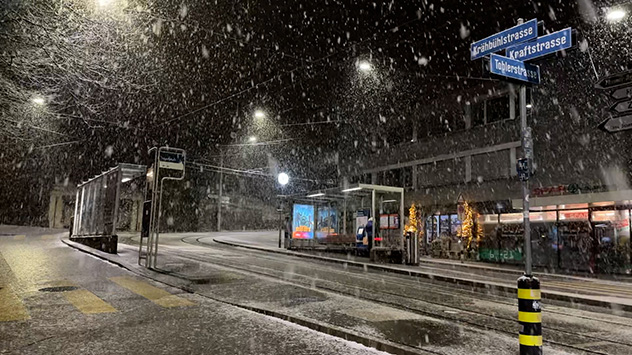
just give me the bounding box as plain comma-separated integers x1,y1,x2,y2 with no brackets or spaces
292,204,314,239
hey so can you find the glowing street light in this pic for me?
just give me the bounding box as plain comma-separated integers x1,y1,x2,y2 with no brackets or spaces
248,136,257,143
254,110,266,119
97,0,113,6
31,97,45,105
606,8,626,22
277,172,289,186
357,60,372,72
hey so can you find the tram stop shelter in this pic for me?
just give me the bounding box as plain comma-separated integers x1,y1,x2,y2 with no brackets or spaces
284,183,408,263
71,163,147,253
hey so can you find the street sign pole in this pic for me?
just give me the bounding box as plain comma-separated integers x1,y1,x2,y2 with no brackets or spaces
515,19,540,355
471,18,552,353
520,82,532,276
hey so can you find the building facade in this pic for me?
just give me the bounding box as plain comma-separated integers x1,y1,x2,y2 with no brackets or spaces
346,49,632,273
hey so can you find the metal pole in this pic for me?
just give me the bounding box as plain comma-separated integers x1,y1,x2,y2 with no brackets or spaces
147,148,160,267
371,189,376,253
516,18,541,355
217,150,223,232
278,197,282,248
520,83,532,276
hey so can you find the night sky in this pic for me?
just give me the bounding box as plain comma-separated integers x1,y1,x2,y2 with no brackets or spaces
1,0,628,222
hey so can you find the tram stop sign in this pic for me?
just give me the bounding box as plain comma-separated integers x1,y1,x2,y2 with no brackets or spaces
158,151,184,171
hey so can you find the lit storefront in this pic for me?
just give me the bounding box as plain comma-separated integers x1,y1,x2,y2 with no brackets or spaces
475,190,632,273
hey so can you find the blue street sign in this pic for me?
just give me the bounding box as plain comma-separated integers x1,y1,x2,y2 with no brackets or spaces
505,28,572,61
470,19,538,60
517,158,530,181
489,54,540,84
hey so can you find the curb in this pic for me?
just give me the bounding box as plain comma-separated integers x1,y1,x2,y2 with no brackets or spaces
212,238,632,312
60,237,430,355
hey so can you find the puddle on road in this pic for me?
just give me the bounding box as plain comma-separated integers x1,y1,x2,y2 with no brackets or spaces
375,318,464,347
39,286,79,293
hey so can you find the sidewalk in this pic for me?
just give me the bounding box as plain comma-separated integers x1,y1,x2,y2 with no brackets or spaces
212,236,632,311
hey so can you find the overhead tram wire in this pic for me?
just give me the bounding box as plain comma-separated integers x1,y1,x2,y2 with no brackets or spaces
186,160,331,184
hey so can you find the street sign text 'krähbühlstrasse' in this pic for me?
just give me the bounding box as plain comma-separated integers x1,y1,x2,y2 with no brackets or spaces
470,19,538,60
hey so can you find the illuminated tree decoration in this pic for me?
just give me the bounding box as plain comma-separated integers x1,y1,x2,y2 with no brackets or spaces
460,201,476,249
405,203,418,233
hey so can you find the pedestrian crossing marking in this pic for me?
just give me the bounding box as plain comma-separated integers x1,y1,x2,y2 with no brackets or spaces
64,289,117,314
13,235,26,241
109,276,194,308
0,285,30,322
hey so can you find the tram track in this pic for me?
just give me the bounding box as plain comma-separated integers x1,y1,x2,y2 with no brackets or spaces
185,236,632,327
173,236,632,354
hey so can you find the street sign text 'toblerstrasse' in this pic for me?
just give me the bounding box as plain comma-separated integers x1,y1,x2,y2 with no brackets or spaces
470,19,538,60
490,54,540,84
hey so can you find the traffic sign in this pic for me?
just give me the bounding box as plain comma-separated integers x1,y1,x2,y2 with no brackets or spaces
599,114,632,133
159,151,185,170
505,28,572,61
470,19,538,60
611,86,632,100
489,54,540,84
517,158,530,181
610,99,632,114
595,71,632,90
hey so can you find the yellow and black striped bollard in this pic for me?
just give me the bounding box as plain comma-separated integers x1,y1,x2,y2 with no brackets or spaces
518,275,542,355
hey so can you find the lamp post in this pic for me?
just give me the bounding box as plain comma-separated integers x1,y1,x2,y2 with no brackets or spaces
278,172,289,248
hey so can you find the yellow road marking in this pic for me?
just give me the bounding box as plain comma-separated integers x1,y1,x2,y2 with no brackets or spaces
64,289,117,314
109,276,194,308
0,285,30,321
40,235,56,240
13,235,26,241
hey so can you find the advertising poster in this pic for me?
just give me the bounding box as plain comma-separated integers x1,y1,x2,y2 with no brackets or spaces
316,206,338,239
389,214,399,229
380,214,390,230
292,204,314,239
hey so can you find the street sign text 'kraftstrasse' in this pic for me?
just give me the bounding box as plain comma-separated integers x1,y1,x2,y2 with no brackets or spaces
505,28,572,61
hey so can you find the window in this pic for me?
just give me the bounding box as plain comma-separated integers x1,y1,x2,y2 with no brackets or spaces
471,102,485,127
486,96,510,123
402,167,413,188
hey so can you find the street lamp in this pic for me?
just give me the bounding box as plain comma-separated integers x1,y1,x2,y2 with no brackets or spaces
254,110,266,119
248,136,257,143
278,172,289,186
97,0,113,6
357,60,372,72
606,8,626,22
31,97,45,105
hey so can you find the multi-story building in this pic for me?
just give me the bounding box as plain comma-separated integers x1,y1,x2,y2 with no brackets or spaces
345,46,632,273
